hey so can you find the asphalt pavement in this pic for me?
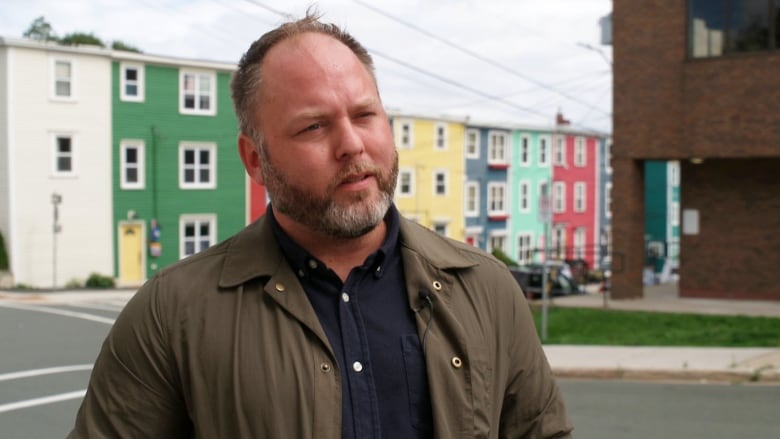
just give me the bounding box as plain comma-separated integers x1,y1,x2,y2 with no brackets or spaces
2,283,779,384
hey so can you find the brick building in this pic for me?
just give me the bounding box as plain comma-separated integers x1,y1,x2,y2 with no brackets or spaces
612,0,780,300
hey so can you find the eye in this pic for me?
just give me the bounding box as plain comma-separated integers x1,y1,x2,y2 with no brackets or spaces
298,122,322,134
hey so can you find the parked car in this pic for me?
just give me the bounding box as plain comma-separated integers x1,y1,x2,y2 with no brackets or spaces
510,264,583,300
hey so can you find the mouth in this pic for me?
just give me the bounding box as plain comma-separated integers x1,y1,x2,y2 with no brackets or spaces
340,172,373,185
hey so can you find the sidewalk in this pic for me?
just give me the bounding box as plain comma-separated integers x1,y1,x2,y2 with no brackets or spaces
2,284,780,383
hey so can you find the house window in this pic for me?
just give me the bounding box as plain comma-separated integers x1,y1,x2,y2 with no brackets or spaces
52,59,73,99
519,180,531,212
554,136,566,165
553,182,566,213
552,225,567,259
52,134,74,175
688,0,779,58
539,135,550,166
395,119,413,149
574,182,586,212
464,182,479,217
487,182,507,215
120,140,145,189
517,233,533,265
605,182,613,219
434,170,448,195
180,215,216,258
574,137,587,167
120,63,144,102
605,139,613,174
520,135,531,166
670,201,680,227
488,233,507,253
180,70,216,115
488,131,508,166
433,222,448,236
434,123,448,150
180,142,216,189
465,129,480,158
397,168,414,197
574,227,587,259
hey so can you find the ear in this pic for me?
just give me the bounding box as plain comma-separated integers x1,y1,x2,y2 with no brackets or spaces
238,133,265,186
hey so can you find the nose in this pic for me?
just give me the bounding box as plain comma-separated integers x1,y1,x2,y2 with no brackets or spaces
333,119,365,160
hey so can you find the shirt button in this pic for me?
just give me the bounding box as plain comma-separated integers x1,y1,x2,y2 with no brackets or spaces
341,292,350,303
320,363,331,373
352,361,363,373
308,259,318,269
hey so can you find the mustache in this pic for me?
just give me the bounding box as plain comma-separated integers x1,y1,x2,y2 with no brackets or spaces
330,162,382,187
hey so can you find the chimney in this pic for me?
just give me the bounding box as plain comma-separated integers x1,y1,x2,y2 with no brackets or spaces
556,111,571,126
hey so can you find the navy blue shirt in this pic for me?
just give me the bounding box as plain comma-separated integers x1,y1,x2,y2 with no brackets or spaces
269,205,433,439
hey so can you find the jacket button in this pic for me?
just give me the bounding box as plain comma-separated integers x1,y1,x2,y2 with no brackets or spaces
275,283,285,292
432,281,442,291
451,356,463,368
320,363,331,372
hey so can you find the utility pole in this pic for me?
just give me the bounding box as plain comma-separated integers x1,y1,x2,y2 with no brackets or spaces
51,193,62,289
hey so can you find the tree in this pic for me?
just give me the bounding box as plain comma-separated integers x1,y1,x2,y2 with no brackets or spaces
23,16,57,42
59,32,105,48
111,40,141,53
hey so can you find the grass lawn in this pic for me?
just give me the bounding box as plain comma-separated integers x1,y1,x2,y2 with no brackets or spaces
530,306,780,347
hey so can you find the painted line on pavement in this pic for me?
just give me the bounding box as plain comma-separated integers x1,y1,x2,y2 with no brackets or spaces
0,390,86,414
0,365,93,382
0,302,115,325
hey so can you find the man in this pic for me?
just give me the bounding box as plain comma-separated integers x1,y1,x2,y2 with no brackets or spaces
70,11,572,439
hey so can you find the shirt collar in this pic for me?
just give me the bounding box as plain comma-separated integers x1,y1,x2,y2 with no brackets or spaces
268,204,401,280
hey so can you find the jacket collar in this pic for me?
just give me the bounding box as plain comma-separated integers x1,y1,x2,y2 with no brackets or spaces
218,209,478,288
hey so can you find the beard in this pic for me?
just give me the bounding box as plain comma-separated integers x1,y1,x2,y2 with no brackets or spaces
260,149,398,239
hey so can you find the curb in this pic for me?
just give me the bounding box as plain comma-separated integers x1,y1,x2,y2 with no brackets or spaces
553,368,780,384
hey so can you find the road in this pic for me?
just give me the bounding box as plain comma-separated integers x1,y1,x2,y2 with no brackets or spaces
560,379,780,438
1,293,778,437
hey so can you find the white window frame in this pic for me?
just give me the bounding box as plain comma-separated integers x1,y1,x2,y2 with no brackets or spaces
433,169,448,196
605,182,613,219
519,180,531,213
554,135,566,166
51,132,76,176
487,182,507,216
605,139,613,174
397,167,415,197
488,232,508,254
51,57,75,101
394,119,414,149
465,129,480,159
670,201,680,227
487,130,508,166
120,62,145,102
669,160,681,186
552,225,567,259
434,122,448,150
179,142,216,189
553,181,566,213
574,182,586,212
464,181,479,217
179,214,216,258
520,134,531,166
120,140,145,189
179,70,216,115
517,232,534,265
539,135,551,166
574,137,587,167
574,227,586,259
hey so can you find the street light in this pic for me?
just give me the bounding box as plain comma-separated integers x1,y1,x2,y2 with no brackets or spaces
51,192,62,289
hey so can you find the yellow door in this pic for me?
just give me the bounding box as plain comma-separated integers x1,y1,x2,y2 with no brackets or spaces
119,224,143,284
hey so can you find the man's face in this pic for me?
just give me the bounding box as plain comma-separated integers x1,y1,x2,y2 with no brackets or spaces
253,32,398,239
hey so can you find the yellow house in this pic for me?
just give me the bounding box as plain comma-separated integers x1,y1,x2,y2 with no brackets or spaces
388,112,467,242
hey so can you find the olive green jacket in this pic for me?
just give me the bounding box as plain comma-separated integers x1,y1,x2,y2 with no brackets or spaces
70,215,572,438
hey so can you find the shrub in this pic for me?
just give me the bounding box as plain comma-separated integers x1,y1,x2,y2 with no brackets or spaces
492,248,519,267
65,278,83,288
0,230,8,271
85,273,115,289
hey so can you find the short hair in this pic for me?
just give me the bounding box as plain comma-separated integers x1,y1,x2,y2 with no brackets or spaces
230,8,377,149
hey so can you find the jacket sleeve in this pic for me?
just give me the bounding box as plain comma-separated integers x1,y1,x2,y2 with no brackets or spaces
498,278,573,439
68,276,191,438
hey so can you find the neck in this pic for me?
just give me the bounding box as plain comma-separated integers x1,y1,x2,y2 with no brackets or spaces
275,214,387,282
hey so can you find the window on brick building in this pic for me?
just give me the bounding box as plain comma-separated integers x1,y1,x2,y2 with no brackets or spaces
688,0,780,58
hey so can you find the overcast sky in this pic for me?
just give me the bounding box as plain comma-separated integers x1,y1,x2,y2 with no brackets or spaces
2,0,613,134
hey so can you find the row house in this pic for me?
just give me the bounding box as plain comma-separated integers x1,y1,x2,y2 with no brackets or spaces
389,112,467,241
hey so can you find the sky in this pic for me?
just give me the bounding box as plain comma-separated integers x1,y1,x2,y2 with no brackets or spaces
2,0,613,134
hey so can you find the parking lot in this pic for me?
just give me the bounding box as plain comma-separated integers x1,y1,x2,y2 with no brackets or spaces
0,292,133,437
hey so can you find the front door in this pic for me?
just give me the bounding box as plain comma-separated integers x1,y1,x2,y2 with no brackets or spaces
119,223,144,285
